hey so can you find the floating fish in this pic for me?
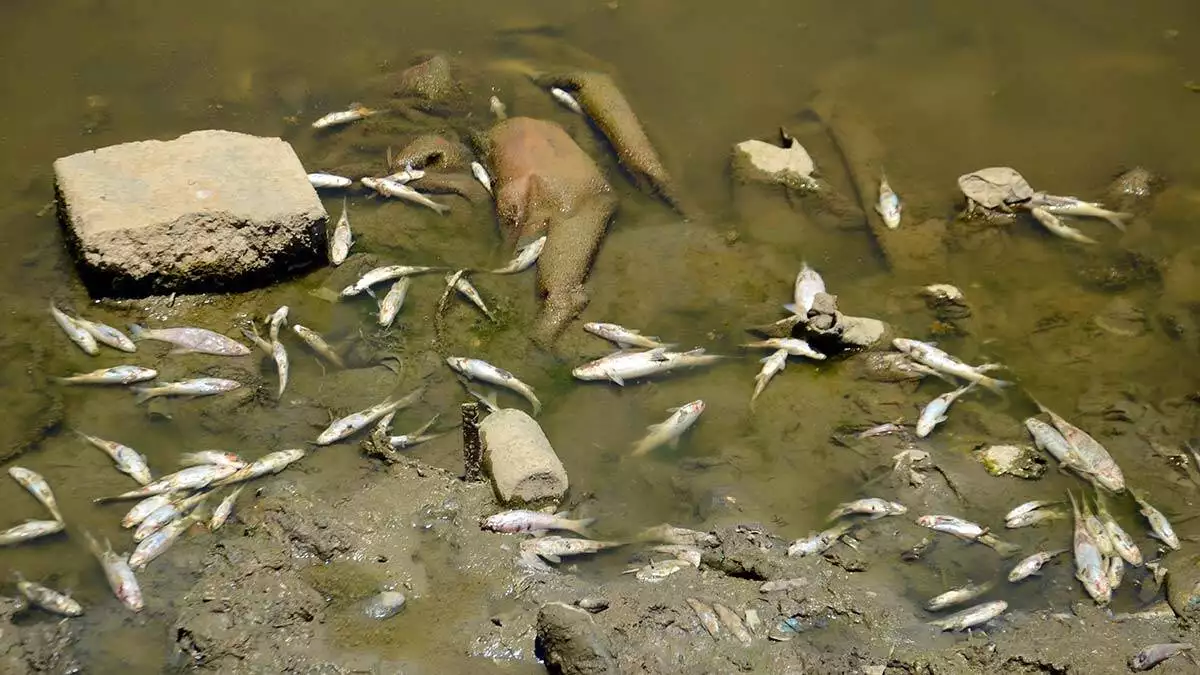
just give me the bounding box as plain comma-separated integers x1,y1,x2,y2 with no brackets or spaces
893,339,1011,394
361,177,450,215
312,104,375,129
0,520,64,546
631,400,705,457
57,365,157,385
876,172,902,229
1029,193,1130,231
129,324,250,356
308,173,353,189
50,302,98,355
550,87,583,114
489,236,547,275
1008,549,1067,582
583,322,672,350
446,357,540,414
340,265,444,297
1131,490,1179,550
291,325,345,368
572,347,725,386
8,467,64,523
131,378,242,404
316,389,423,445
74,315,137,353
916,383,977,437
75,432,152,485
330,197,353,265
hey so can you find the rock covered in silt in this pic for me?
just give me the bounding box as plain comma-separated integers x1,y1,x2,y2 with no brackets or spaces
535,601,618,675
54,130,327,297
480,409,568,507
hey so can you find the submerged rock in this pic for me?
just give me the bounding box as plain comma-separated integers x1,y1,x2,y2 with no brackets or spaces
731,138,817,191
958,166,1034,212
480,409,568,507
1105,166,1162,212
799,292,890,352
535,602,618,675
1165,550,1200,620
974,444,1046,479
54,130,327,297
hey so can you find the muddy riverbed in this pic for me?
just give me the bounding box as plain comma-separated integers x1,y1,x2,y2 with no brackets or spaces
3,1,1200,673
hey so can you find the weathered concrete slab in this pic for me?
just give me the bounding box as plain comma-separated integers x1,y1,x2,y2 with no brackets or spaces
480,408,568,507
54,130,327,297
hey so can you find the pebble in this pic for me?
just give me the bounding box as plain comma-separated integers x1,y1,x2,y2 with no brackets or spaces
575,597,610,613
361,591,407,620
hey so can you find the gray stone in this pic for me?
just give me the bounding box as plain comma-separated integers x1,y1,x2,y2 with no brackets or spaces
54,129,327,297
837,314,888,349
1165,549,1200,619
535,602,618,675
480,409,568,507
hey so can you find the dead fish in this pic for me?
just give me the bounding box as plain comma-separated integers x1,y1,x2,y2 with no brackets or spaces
264,306,288,342
787,522,853,557
361,177,450,215
490,236,546,275
922,284,964,303
1025,417,1085,469
631,400,705,457
446,357,540,414
856,422,904,439
482,510,595,537
362,591,407,620
713,603,752,646
13,572,83,616
1008,549,1068,582
341,264,444,297
128,324,250,356
784,262,826,315
1108,555,1125,589
828,498,907,521
308,172,352,189
929,600,1007,631
330,196,353,264
750,349,787,407
1035,402,1125,492
742,337,826,361
129,513,201,569
470,161,493,194
8,467,64,523
75,432,153,485
291,325,345,368
50,302,98,355
312,104,375,129
489,95,508,120
96,464,238,501
685,598,721,639
916,383,977,437
178,450,247,469
57,365,157,385
760,578,809,593
0,520,64,546
84,532,142,612
240,324,272,355
629,558,691,582
893,339,1011,394
133,492,208,542
876,171,902,229
131,378,242,404
1029,193,1131,231
636,524,718,548
1005,509,1065,528
651,544,703,568
1132,490,1180,550
916,514,986,541
1030,207,1098,245
316,390,424,445
211,448,306,487
386,414,445,450
377,277,412,328
209,486,244,531
270,340,289,399
519,535,623,563
1069,491,1112,605
1129,643,1193,671
583,322,672,350
925,582,994,612
572,347,726,386
550,87,583,114
445,272,496,321
1095,492,1142,566
74,315,137,353
1004,500,1061,523
122,494,174,529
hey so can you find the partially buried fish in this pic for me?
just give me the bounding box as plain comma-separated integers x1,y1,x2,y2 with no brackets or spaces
76,431,153,485
489,236,545,275
50,302,98,355
131,378,242,404
631,400,705,457
519,535,622,564
446,357,540,415
482,510,595,537
572,347,725,386
84,532,143,612
316,389,423,445
13,572,83,617
1129,643,1194,672
129,324,250,356
57,365,156,385
583,322,672,350
9,467,64,523
929,600,1007,631
784,262,825,315
925,582,993,612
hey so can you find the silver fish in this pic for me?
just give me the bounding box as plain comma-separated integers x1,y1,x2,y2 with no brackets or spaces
482,510,595,536
630,558,691,583
340,264,444,297
892,339,1011,394
9,467,64,523
1108,555,1125,589
134,492,208,542
1029,193,1130,231
490,236,546,275
489,95,508,120
916,383,976,437
1069,491,1112,605
1036,403,1125,492
1004,500,1061,523
129,513,201,569
179,450,247,469
97,464,238,501
446,272,496,321
308,172,352,189
916,514,985,540
876,172,902,229
361,177,450,215
74,316,137,352
519,535,623,563
713,603,752,646
1008,549,1067,582
210,487,244,530
128,324,250,356
240,324,272,355
1132,490,1179,550
76,432,153,485
751,349,787,407
1095,492,1142,566
266,306,288,342
446,357,540,414
1024,418,1084,468
583,322,672,350
470,161,493,194
686,597,721,638
271,340,289,399
787,522,853,557
131,378,242,404
387,414,444,450
631,400,705,457
84,532,142,612
1081,498,1115,558
785,262,826,315
1030,207,1098,245
316,388,423,445
827,498,907,521
122,494,174,528
291,325,345,368
384,164,425,183
1004,509,1064,528
651,544,703,568
330,197,353,265
572,347,725,386
14,572,83,617
742,338,826,360
312,104,375,129
549,87,583,114
0,520,64,546
211,448,306,487
929,600,1007,631
1129,643,1194,671
925,582,993,612
635,524,718,548
50,302,98,355
377,277,412,328
371,410,396,447
57,365,157,385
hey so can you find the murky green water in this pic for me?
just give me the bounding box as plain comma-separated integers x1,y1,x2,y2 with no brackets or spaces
3,0,1200,671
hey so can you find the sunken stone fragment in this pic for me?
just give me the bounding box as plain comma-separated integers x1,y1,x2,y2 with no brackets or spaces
481,409,568,507
54,130,327,297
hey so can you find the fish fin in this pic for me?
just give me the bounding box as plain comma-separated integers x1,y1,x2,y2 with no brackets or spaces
607,372,625,386
570,518,597,538
432,203,451,216
668,436,681,449
168,348,197,356
1104,212,1132,231
980,377,1013,395
683,348,706,357
540,553,562,564
782,303,799,314
128,324,146,340
131,387,156,405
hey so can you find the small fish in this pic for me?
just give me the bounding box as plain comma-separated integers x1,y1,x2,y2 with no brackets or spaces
635,524,719,548
76,432,153,485
686,597,721,638
131,378,242,404
519,535,623,564
584,322,672,350
211,448,306,487
13,572,83,617
134,492,208,542
470,161,493,194
742,338,826,361
751,349,788,406
179,450,247,469
83,532,143,612
876,172,902,229
57,365,157,385
265,306,288,342
291,325,345,368
210,487,244,531
446,357,540,414
713,603,753,646
490,236,546,275
50,302,99,355
386,414,444,450
1004,509,1065,528
482,510,596,537
1030,193,1131,231
856,422,904,438
916,514,986,541
787,522,853,557
1095,491,1142,566
631,400,705,457
96,464,238,501
240,324,272,355
925,582,993,612
385,164,426,183
827,498,907,521
1008,549,1067,582
1069,491,1112,605
893,339,1011,394
1029,207,1098,245
307,173,352,189
783,262,826,315
572,347,725,386
1132,490,1180,550
74,316,137,352
467,388,499,414
8,467,64,523
129,513,201,569
929,600,1007,631
330,197,353,265
550,87,583,114
316,388,423,445
312,104,375,129
340,264,444,297
122,494,174,528
128,324,250,356
1108,555,1125,589
630,558,691,582
446,272,496,321
376,278,412,329
0,520,64,546
1081,498,1115,558
489,95,508,120
1004,500,1062,523
361,177,450,215
1129,643,1194,671
270,340,289,399
916,383,977,437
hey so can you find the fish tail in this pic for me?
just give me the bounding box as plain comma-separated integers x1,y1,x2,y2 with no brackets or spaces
1103,211,1132,231
433,202,451,216
782,303,799,314
979,376,1012,396
568,518,597,537
527,393,543,416
131,386,158,405
128,324,147,341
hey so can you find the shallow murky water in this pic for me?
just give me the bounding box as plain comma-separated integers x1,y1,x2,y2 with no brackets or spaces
3,0,1200,671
